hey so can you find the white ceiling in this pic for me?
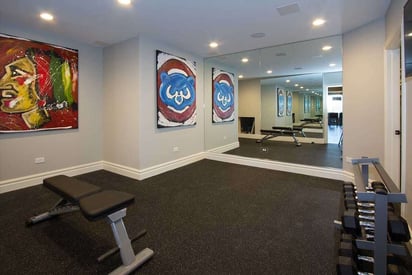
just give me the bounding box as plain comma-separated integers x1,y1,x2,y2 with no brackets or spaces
0,0,391,58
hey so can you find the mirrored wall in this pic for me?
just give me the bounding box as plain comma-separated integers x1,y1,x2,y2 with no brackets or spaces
204,35,343,166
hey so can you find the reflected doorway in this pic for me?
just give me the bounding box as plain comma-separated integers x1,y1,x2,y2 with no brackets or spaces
327,86,343,144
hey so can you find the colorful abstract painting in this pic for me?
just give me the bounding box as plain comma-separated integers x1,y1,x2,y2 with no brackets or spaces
0,33,78,133
212,68,235,123
156,50,196,128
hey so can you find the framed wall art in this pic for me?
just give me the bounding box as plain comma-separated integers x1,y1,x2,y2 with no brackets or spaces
286,90,292,116
0,33,79,133
212,68,235,123
156,50,196,128
277,88,285,117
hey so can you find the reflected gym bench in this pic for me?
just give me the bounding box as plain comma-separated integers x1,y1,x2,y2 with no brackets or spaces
258,126,305,147
26,175,154,275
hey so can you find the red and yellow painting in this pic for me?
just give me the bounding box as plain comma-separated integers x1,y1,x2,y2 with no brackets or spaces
0,33,78,133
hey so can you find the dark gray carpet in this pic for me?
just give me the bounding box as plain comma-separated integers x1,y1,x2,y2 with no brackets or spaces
0,160,344,274
225,138,343,169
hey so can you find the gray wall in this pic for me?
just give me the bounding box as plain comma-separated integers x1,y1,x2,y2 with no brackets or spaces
0,24,103,181
103,36,205,170
342,19,385,172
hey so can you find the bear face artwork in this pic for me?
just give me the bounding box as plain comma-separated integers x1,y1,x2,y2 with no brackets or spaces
159,72,195,113
156,51,196,128
212,69,235,123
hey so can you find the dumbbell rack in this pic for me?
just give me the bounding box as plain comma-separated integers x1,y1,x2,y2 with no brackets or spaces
351,157,408,275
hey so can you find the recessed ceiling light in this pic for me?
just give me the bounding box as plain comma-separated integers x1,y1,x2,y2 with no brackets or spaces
267,70,272,74
329,63,336,67
40,12,54,21
209,41,218,48
241,58,249,63
407,32,412,37
118,0,131,5
239,74,244,79
312,18,326,26
322,45,332,51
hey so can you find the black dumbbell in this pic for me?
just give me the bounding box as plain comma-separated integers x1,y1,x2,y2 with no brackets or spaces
337,241,405,275
388,213,411,242
341,210,411,242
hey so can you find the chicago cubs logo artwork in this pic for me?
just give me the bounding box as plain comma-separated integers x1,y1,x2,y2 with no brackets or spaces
212,68,234,123
156,50,196,128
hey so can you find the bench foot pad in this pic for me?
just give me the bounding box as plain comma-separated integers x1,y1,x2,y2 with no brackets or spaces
109,248,154,275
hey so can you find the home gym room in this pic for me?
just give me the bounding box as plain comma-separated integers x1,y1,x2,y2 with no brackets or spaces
1,0,412,274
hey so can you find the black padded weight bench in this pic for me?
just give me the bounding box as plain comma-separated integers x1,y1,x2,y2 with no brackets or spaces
26,175,154,275
257,126,305,147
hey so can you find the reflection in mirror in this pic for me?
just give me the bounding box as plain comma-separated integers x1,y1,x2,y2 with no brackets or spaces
205,35,343,168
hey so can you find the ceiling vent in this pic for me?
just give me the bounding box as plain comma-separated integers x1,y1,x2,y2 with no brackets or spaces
276,3,300,16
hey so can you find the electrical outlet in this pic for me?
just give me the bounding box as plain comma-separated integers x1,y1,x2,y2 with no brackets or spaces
34,157,45,164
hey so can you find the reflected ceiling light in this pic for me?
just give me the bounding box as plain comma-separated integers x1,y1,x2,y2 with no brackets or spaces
322,45,332,51
313,18,326,26
306,89,309,91
40,12,54,21
239,74,244,79
267,70,272,74
118,0,132,5
300,86,304,89
329,63,336,67
407,32,412,37
209,41,219,48
294,84,299,87
241,58,249,63
286,79,290,83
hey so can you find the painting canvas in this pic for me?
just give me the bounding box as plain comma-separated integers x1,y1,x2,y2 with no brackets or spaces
0,33,78,133
304,95,310,113
286,90,292,116
277,88,285,117
212,68,235,123
156,50,196,128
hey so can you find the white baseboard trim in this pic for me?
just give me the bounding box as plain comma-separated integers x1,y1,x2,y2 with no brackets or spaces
206,151,354,182
0,161,103,194
207,142,239,154
103,152,206,181
1,150,354,193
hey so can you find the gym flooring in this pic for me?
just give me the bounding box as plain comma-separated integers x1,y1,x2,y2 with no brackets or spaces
225,138,343,169
0,160,344,274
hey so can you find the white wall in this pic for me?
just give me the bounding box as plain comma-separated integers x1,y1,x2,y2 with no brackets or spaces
342,19,386,172
0,24,103,182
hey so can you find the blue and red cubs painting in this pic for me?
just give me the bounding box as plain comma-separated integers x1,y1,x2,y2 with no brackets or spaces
0,33,78,133
212,68,235,123
156,50,196,128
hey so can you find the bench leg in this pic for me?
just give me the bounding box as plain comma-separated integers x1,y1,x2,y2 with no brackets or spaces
107,209,154,275
26,198,80,226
